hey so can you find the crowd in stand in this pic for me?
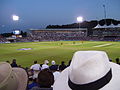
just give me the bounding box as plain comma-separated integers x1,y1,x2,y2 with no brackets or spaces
17,37,120,43
1,30,120,43
30,31,87,41
0,37,9,43
27,31,120,41
15,31,120,42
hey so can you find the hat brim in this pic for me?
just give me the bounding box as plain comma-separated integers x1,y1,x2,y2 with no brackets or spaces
53,62,120,90
12,68,28,90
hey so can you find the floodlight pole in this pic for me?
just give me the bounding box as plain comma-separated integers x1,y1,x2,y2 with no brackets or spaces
103,4,107,20
77,16,83,29
103,4,107,31
78,22,80,29
12,15,19,31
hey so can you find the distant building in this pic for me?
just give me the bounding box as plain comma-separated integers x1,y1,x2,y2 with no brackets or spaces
93,24,120,37
92,24,120,41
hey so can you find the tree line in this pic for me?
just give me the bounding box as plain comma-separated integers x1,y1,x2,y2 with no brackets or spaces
46,19,120,29
0,31,27,37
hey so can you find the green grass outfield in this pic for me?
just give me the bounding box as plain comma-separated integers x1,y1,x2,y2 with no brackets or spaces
0,41,120,67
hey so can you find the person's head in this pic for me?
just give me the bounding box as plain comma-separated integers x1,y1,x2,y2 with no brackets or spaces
109,58,112,62
18,65,22,67
34,61,37,64
6,61,10,63
51,60,56,65
40,64,43,67
116,58,119,63
0,62,28,90
44,60,49,65
68,60,71,66
53,51,120,90
61,61,65,65
37,68,54,88
12,59,16,63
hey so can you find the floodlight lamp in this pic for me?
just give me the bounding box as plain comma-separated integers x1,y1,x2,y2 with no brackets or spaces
12,15,19,21
77,16,83,22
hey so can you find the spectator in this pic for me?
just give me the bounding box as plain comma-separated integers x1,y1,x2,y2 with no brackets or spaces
0,62,28,90
11,59,18,67
27,69,34,81
6,60,10,63
28,79,38,90
67,60,71,67
41,60,49,70
59,61,66,71
49,60,60,81
30,61,41,71
49,60,58,71
109,58,112,62
31,68,54,90
115,58,120,64
53,51,120,90
30,61,41,79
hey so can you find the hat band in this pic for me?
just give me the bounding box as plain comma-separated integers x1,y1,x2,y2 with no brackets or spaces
68,69,112,90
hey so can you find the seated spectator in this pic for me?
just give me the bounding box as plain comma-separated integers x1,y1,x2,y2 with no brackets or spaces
30,61,41,79
0,62,28,90
28,78,38,90
53,51,120,90
49,60,60,81
109,58,112,62
6,60,10,63
30,61,41,71
41,60,49,70
49,60,58,71
66,60,71,67
27,69,34,82
115,58,120,65
31,68,54,90
11,59,18,67
59,61,66,71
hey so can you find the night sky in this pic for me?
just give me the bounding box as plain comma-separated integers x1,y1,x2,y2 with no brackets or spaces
0,0,120,33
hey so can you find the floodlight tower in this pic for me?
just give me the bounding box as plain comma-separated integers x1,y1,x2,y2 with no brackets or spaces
103,4,107,27
103,5,107,20
12,15,20,39
12,15,19,30
77,16,83,29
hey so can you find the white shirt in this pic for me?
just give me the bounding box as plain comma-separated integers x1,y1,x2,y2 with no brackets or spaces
30,64,41,70
41,64,49,70
53,71,61,81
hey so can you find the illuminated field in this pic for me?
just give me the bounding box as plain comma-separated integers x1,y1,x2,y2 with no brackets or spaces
0,41,120,67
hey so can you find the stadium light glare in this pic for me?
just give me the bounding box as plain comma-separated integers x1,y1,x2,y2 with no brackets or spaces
12,15,19,21
77,16,83,29
77,16,83,22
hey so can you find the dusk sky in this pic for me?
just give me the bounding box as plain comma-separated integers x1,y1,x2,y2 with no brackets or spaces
0,0,120,33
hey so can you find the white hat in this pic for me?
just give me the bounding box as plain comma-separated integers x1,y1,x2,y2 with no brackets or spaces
53,51,120,90
0,62,28,90
51,60,56,65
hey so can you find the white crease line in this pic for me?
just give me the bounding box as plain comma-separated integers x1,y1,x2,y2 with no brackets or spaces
93,43,112,47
